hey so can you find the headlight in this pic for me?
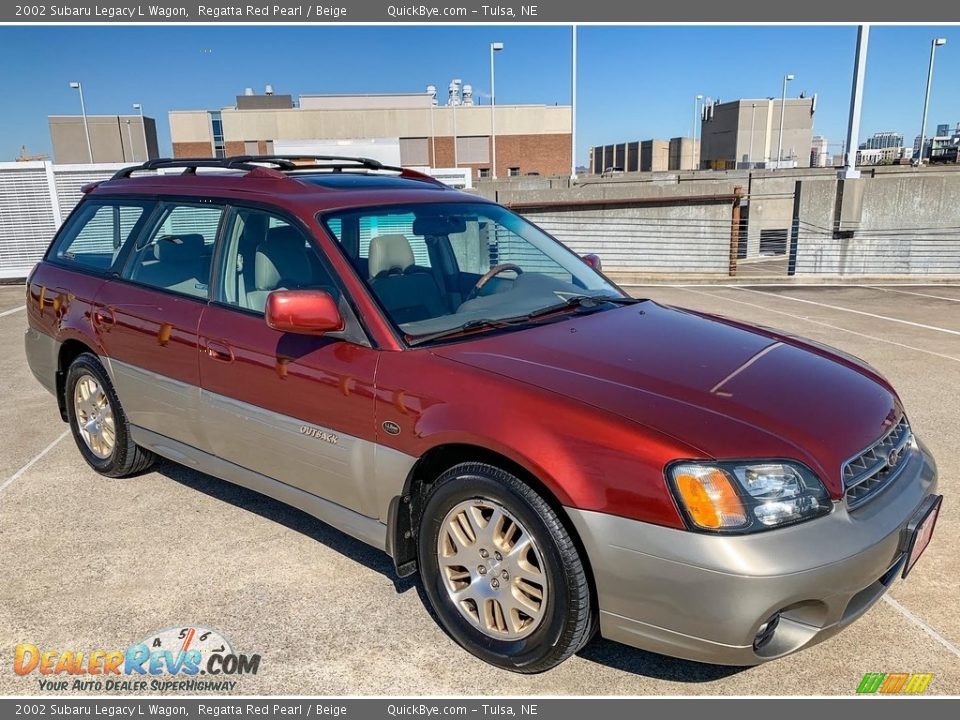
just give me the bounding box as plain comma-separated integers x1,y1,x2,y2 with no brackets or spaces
667,461,831,533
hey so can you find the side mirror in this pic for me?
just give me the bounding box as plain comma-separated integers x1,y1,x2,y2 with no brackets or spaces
265,290,344,336
581,253,603,272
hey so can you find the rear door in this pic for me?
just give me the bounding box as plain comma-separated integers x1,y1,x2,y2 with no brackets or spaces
94,201,225,451
197,205,381,516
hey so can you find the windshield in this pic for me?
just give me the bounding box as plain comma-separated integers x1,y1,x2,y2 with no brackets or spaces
321,202,624,340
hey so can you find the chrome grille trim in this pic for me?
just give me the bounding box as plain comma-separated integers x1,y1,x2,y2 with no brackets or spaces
843,416,912,510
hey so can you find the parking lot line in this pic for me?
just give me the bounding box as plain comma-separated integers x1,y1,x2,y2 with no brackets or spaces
883,595,960,661
0,305,24,318
0,429,68,494
865,286,960,303
730,287,960,337
672,287,960,364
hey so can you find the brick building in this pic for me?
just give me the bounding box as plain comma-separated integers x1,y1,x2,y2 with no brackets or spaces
168,88,572,180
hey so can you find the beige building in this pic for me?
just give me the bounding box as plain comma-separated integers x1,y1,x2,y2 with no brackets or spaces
169,90,572,180
699,98,815,170
49,115,159,164
589,137,699,174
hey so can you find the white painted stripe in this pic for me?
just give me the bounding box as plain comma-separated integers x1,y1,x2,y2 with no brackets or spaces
625,283,960,289
730,287,960,337
674,287,960,364
883,595,960,661
866,286,960,303
0,305,25,318
0,430,69,494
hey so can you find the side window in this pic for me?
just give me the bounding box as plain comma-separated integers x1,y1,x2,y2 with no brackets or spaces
125,203,224,299
51,200,153,272
215,207,339,314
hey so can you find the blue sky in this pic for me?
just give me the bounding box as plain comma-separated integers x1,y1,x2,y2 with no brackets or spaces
0,25,957,166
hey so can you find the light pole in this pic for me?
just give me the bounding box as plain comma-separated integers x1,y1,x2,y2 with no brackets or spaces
451,78,461,168
841,25,869,179
426,86,437,168
917,38,947,165
124,119,134,161
489,42,503,179
776,74,795,169
692,94,703,169
69,81,93,163
571,26,577,180
132,103,148,161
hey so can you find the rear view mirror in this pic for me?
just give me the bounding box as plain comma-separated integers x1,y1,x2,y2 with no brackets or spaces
413,215,468,236
265,290,344,336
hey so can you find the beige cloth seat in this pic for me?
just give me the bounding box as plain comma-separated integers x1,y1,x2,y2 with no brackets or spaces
368,234,448,323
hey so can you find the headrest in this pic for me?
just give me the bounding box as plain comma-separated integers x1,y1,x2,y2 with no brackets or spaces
368,234,415,278
153,234,205,263
255,226,312,291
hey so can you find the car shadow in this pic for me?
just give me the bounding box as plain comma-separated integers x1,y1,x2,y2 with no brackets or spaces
576,637,746,682
156,459,747,683
154,459,418,595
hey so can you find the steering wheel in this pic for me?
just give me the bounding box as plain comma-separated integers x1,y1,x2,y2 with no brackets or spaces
465,263,524,302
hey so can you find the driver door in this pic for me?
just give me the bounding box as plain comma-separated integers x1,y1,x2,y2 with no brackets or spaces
197,205,381,517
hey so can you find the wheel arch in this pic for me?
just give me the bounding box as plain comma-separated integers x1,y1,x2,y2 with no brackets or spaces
387,443,599,614
55,338,99,421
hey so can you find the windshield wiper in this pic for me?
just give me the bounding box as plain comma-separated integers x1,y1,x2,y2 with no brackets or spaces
525,293,642,319
407,318,521,347
406,296,643,347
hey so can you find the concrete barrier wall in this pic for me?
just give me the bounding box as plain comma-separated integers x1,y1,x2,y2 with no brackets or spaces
796,171,960,276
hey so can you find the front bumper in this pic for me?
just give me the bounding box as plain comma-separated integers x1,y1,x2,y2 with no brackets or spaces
566,444,939,665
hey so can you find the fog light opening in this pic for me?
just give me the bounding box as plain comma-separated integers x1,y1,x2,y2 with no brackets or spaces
753,613,781,651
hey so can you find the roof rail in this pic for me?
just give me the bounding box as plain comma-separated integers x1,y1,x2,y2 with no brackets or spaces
111,154,449,188
111,157,269,179
229,154,384,171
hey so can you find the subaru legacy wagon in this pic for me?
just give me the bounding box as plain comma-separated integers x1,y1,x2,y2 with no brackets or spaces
24,156,941,673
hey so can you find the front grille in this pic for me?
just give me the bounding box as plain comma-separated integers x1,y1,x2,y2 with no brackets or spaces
843,416,912,509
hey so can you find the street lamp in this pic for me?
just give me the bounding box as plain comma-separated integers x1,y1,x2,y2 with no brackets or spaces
776,74,795,169
132,103,148,161
69,81,93,163
692,94,703,170
917,38,947,165
490,41,504,179
124,119,134,162
451,78,461,167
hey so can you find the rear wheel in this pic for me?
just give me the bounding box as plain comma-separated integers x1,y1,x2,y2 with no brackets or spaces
418,462,593,673
65,353,156,478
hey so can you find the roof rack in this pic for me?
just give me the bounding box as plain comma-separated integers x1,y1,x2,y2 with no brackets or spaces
111,154,448,188
111,157,267,179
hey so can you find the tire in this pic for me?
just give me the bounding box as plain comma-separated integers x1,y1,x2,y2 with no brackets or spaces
64,352,156,478
418,462,593,673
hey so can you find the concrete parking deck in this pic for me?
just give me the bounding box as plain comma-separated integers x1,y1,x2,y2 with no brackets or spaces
1,283,958,695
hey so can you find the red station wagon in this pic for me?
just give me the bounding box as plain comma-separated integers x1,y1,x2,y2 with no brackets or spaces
24,156,941,672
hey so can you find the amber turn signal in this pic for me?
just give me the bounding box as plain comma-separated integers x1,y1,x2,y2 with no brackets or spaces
672,465,747,529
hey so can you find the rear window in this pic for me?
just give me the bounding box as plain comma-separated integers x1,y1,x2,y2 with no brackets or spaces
50,199,154,273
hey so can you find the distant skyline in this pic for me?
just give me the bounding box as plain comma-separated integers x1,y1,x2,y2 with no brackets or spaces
0,25,958,166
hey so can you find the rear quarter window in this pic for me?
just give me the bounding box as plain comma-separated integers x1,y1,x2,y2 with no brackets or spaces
50,199,155,273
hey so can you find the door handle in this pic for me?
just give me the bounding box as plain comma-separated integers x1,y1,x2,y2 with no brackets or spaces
93,307,116,328
206,340,234,363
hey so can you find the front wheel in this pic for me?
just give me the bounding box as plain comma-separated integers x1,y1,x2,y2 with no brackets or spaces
418,463,594,673
65,352,156,478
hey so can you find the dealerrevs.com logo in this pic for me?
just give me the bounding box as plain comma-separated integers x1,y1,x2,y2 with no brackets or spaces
13,625,261,693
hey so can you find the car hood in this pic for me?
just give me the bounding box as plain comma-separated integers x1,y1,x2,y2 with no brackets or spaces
432,302,901,498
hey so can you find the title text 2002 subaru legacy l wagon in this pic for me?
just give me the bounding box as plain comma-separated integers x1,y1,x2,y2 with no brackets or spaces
25,156,941,673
